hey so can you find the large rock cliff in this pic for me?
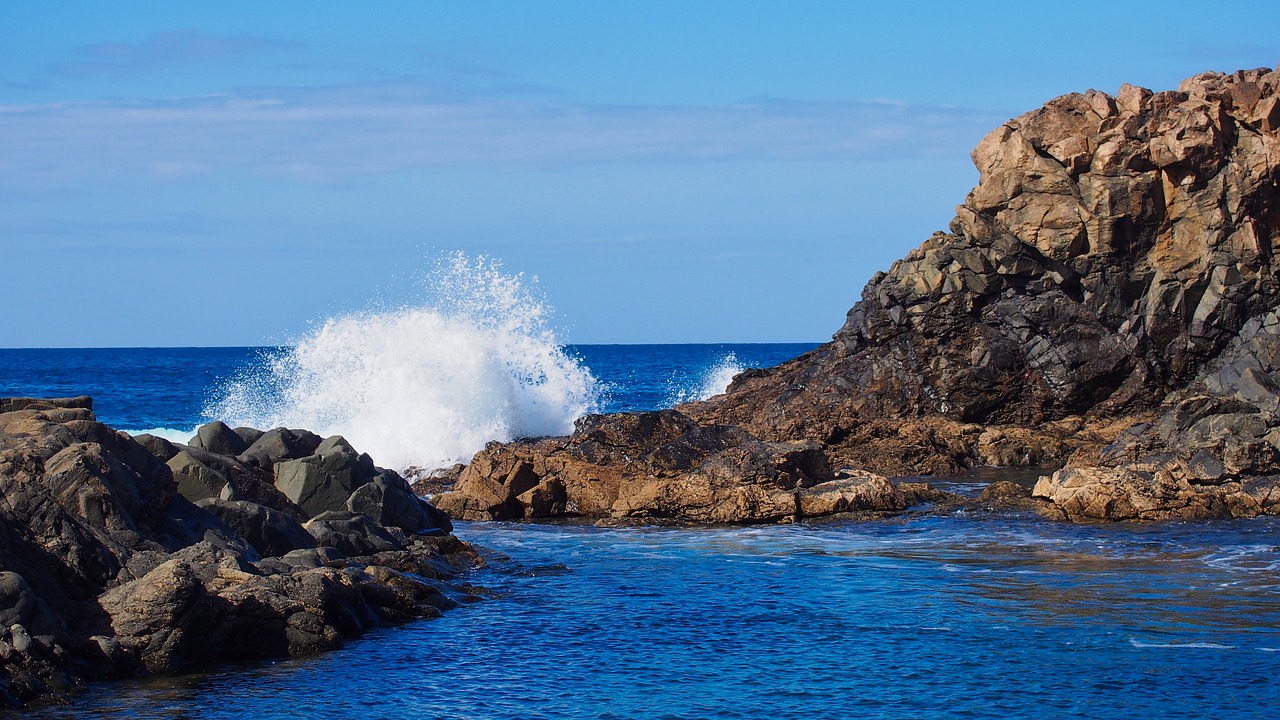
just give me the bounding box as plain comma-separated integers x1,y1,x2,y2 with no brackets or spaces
442,65,1280,523
684,66,1280,476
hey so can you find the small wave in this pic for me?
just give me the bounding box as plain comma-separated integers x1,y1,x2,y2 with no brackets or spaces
207,253,599,471
122,426,199,444
668,352,745,405
1129,639,1236,650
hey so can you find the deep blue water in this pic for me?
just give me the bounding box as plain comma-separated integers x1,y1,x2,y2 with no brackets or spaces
4,345,1280,719
0,344,815,432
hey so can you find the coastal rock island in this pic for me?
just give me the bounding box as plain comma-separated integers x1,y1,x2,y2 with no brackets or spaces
0,397,479,709
441,65,1280,523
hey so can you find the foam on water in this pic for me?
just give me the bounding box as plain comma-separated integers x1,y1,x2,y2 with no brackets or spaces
124,426,201,444
207,254,599,470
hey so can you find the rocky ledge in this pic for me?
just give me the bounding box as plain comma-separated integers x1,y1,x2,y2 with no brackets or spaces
442,65,1280,524
435,409,901,523
0,397,481,710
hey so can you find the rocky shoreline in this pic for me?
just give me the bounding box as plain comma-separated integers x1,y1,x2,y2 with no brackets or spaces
0,397,483,710
439,65,1280,524
7,63,1280,710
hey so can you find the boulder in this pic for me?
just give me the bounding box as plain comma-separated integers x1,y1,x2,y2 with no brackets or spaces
303,512,404,557
238,428,323,470
188,421,250,457
131,433,179,462
167,450,228,501
274,439,375,518
345,471,453,534
196,499,317,558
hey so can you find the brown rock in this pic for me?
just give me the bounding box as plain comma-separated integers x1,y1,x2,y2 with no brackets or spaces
681,67,1280,483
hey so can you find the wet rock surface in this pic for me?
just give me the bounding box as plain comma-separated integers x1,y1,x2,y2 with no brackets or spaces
0,398,482,710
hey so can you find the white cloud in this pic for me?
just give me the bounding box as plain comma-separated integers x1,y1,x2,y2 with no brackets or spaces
0,82,1004,186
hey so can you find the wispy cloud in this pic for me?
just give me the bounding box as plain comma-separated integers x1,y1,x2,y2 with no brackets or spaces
0,82,1004,186
44,29,288,78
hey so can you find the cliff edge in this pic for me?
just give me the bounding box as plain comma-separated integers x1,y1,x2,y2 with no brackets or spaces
440,65,1280,524
684,66,1280,476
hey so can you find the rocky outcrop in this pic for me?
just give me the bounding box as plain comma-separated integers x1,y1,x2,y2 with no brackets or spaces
1033,305,1280,520
682,66,1280,480
435,410,903,523
438,66,1280,524
0,398,478,710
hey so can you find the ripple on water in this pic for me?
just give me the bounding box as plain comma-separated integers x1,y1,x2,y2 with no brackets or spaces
27,513,1280,720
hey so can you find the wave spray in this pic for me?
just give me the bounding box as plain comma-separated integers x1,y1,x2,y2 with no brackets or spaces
208,254,599,471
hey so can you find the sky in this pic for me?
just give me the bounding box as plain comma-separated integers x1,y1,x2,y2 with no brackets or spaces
2,1,1278,347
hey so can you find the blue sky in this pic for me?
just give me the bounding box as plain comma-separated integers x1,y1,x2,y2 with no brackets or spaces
3,1,1278,347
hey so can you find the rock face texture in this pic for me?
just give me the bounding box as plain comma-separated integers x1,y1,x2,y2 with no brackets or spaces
444,66,1280,523
435,410,903,523
681,67,1280,481
0,398,478,710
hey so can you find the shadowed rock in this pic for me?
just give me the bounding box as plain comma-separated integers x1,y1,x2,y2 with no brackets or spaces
0,398,481,710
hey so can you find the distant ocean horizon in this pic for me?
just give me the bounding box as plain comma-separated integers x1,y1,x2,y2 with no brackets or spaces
0,343,818,467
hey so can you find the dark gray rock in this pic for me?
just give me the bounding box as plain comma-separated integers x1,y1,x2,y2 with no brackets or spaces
167,450,228,502
232,427,265,448
278,546,347,570
275,441,374,518
131,433,179,462
346,471,453,534
195,499,316,558
238,428,323,469
188,421,249,457
303,511,404,557
1,399,480,710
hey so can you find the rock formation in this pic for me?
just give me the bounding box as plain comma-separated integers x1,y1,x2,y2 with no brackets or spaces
444,65,1280,523
0,397,478,710
685,66,1280,478
435,410,901,523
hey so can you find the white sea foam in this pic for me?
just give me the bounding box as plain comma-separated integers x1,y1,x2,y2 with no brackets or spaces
1128,639,1236,650
669,352,745,404
207,253,599,471
123,426,199,444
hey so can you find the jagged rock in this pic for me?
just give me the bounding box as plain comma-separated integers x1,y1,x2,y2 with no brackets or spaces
437,409,898,523
0,398,481,709
681,67,1280,479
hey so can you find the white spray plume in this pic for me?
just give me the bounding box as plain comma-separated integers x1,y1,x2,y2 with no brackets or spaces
209,253,599,470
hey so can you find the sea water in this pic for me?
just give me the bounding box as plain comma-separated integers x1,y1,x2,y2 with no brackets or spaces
3,260,1279,718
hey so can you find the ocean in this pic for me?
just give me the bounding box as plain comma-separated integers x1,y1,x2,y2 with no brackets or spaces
4,335,1280,717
